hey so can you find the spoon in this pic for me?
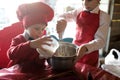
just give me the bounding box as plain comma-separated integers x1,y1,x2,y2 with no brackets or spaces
58,32,63,41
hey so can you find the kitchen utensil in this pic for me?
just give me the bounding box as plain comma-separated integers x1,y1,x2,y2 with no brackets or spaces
58,32,63,41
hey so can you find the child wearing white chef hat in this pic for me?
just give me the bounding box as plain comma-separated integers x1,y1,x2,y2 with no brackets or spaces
7,2,54,73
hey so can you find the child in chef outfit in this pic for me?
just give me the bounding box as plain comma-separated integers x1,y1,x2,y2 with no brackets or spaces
56,0,111,67
7,2,54,73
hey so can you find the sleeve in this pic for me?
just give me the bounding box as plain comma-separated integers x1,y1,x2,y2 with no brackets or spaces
58,8,82,22
7,36,38,63
84,11,111,53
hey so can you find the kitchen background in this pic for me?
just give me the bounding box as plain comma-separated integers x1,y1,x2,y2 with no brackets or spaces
1,0,119,56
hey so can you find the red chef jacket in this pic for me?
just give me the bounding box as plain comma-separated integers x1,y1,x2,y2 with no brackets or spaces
7,34,46,73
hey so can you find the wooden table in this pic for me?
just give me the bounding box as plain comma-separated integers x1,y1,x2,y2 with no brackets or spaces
0,66,80,80
29,69,80,80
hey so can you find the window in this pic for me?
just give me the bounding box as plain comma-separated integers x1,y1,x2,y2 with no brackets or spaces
0,0,109,36
0,0,40,30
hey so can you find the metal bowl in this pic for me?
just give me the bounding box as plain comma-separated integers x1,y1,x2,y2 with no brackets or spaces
47,42,77,71
47,56,76,71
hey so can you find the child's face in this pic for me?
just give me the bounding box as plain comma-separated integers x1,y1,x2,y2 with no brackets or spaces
82,0,100,11
27,24,47,39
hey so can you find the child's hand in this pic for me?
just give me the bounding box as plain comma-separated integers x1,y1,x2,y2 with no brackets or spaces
30,36,52,51
56,19,67,34
75,45,88,62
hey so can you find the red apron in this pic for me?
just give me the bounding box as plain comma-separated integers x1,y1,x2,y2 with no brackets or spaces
74,11,100,67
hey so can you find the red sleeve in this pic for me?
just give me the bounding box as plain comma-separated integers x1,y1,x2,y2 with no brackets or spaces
7,35,39,63
0,22,24,68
